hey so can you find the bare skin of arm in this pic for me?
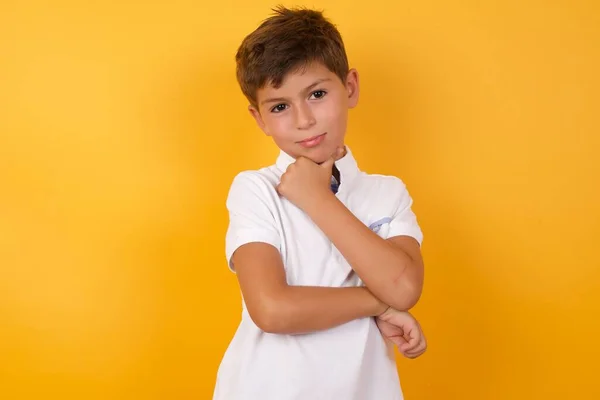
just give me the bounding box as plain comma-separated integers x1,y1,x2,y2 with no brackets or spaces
307,196,425,311
277,152,425,311
232,242,388,334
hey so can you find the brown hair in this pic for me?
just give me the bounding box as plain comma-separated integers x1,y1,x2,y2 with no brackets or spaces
235,5,350,108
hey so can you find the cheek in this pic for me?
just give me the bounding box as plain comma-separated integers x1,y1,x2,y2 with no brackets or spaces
264,114,292,137
317,97,347,128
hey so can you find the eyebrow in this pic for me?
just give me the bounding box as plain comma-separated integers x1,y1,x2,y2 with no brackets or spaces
260,78,332,106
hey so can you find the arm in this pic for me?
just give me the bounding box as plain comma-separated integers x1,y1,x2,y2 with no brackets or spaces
306,195,424,311
276,153,424,312
224,172,386,335
232,242,388,334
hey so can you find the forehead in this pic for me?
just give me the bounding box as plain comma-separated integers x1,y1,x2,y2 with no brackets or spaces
257,63,341,99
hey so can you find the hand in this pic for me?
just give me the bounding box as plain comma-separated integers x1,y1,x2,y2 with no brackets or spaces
277,147,344,212
376,308,427,359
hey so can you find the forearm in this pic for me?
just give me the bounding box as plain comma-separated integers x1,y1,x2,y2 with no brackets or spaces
306,194,420,310
258,286,386,335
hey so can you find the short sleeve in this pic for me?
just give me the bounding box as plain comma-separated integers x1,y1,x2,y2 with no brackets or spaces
387,178,424,245
224,172,281,272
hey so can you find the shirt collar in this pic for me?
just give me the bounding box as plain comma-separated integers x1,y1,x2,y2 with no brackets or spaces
275,146,361,188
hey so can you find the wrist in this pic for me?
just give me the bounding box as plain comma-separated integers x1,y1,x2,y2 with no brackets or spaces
304,189,337,216
365,288,389,317
378,305,392,318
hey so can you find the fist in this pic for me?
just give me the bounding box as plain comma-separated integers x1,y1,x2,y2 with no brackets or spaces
376,308,427,359
276,147,344,212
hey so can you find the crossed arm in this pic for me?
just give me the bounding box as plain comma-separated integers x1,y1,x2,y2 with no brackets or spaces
232,193,424,335
233,242,388,334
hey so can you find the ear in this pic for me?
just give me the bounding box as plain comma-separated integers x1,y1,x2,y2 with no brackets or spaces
345,68,360,109
248,105,270,136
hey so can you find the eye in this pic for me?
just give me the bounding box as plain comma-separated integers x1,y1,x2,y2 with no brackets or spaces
271,104,288,113
309,90,327,100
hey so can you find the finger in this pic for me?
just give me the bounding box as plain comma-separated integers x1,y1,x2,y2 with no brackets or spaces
404,337,427,358
404,345,426,358
320,155,335,169
403,350,422,359
401,340,424,358
399,340,418,353
388,336,409,348
404,341,425,356
399,327,421,352
320,147,343,169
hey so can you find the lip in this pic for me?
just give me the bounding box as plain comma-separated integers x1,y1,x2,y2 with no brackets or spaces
297,133,327,148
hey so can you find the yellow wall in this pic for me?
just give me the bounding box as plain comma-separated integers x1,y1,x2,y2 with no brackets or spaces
1,1,598,398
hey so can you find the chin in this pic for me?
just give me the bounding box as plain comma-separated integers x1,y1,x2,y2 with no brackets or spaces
306,147,332,163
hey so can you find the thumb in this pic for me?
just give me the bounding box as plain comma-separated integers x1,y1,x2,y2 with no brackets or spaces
321,147,343,169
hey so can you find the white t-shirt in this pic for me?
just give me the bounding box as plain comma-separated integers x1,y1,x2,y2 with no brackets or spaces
213,147,423,400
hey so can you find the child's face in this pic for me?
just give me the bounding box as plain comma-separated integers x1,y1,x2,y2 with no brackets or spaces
249,62,359,164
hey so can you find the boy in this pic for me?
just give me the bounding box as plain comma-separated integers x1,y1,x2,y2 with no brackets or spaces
214,6,426,400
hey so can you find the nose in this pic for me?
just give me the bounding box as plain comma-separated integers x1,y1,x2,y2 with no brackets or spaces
295,102,316,130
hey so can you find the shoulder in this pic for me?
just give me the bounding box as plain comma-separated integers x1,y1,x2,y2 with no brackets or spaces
229,169,271,193
354,172,417,214
226,167,280,209
357,172,411,197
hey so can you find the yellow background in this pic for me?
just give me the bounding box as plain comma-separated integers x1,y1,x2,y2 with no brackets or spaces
1,0,599,398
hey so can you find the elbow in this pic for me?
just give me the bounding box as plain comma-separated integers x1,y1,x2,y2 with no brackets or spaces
253,309,283,334
401,283,423,310
390,284,422,311
249,296,289,334
389,270,424,311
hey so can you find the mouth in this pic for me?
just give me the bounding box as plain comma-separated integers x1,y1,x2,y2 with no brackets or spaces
297,133,327,148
